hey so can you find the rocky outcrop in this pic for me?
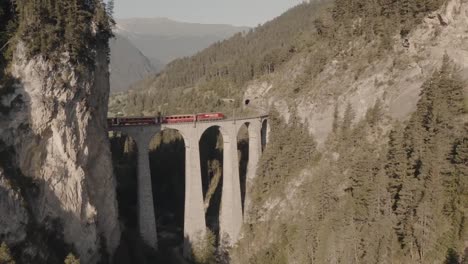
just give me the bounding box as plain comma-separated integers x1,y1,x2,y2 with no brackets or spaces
0,42,120,263
244,0,468,146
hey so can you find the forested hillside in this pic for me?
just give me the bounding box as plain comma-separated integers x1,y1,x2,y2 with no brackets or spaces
235,56,467,264
109,0,332,116
110,0,449,117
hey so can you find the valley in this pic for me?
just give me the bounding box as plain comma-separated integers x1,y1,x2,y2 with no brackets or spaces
0,0,467,263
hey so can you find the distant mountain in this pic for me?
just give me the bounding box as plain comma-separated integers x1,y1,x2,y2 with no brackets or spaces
109,33,157,93
109,18,249,94
115,17,250,65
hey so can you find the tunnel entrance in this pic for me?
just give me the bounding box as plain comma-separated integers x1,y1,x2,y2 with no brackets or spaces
237,123,249,215
199,126,223,243
149,129,185,250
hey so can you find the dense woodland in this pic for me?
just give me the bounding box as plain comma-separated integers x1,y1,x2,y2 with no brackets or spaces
1,0,113,72
13,0,113,66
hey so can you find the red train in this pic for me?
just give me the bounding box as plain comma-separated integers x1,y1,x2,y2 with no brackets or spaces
107,113,225,127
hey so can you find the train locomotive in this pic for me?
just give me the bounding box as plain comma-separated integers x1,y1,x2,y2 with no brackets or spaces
107,112,225,127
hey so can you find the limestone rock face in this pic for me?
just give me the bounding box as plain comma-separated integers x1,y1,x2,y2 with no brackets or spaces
0,43,120,263
244,0,468,146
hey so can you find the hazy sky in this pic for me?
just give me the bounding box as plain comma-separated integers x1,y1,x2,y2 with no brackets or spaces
114,0,305,27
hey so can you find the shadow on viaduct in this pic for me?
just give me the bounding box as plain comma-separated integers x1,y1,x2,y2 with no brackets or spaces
108,115,269,256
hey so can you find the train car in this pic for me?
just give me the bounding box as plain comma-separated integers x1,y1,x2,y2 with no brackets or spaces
107,117,157,127
163,114,196,123
196,112,225,121
107,112,226,126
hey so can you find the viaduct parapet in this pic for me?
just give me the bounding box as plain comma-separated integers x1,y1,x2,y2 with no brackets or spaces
109,115,269,255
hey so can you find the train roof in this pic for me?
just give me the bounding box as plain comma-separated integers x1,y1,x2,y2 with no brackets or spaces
165,114,195,117
196,112,224,115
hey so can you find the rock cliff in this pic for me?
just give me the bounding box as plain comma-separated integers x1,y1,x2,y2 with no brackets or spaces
0,42,120,263
245,0,468,146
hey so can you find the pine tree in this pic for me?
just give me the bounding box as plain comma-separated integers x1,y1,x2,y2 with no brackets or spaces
331,103,340,134
365,99,384,127
413,162,446,262
341,103,355,140
106,0,115,17
64,253,80,264
0,242,15,264
386,124,408,210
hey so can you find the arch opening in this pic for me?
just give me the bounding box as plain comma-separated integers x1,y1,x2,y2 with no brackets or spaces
261,119,268,152
199,126,223,243
237,123,249,215
110,132,139,228
109,132,142,259
148,129,186,250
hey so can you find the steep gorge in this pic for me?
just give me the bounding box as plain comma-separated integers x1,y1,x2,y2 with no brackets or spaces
110,0,468,263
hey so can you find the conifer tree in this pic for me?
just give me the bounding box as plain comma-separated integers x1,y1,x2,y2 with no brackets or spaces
331,103,340,134
386,124,407,210
64,253,80,264
341,103,355,140
365,99,384,126
0,242,15,264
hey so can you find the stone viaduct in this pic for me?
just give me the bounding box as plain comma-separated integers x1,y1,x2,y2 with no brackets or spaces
109,115,269,254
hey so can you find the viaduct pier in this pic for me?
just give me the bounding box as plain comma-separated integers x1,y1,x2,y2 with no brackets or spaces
108,115,269,255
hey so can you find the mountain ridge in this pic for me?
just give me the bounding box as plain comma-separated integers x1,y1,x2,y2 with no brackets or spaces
109,18,249,93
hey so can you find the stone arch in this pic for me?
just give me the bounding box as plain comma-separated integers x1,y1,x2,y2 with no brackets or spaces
261,119,269,152
148,128,186,248
237,122,250,215
200,124,230,144
158,127,190,149
198,125,224,242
